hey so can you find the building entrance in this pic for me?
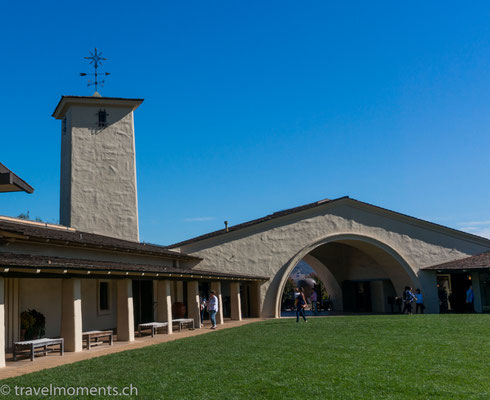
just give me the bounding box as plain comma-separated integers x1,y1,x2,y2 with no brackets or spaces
343,281,372,312
132,280,154,327
448,273,472,313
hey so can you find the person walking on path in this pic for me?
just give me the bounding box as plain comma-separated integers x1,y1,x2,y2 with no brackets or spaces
415,289,424,314
208,291,219,329
296,288,308,323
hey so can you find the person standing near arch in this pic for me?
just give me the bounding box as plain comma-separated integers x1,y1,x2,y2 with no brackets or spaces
402,286,416,314
310,288,318,316
415,288,424,314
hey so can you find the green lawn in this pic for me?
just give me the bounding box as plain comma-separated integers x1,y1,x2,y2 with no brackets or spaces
2,315,489,399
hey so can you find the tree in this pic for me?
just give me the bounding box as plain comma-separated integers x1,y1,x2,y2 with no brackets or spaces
16,211,56,224
17,211,30,220
281,277,296,310
283,277,296,301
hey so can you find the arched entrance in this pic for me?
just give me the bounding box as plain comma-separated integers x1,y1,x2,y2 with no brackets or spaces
275,234,422,317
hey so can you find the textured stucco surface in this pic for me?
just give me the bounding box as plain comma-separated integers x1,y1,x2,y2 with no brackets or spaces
174,200,490,317
60,104,139,241
14,278,118,350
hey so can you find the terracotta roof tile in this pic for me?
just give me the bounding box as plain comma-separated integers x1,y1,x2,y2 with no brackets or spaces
0,219,199,261
423,251,490,270
0,252,268,280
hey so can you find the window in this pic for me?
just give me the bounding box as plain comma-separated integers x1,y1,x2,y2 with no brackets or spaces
97,109,108,127
97,280,111,315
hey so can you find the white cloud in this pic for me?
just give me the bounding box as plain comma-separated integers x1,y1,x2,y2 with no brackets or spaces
460,220,490,226
457,220,490,239
183,217,215,222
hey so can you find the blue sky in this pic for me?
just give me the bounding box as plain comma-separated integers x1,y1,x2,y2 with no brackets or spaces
1,1,489,244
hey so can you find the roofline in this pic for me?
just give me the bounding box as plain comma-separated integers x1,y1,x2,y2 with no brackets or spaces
0,216,201,262
168,196,490,249
0,252,269,281
168,197,347,248
52,95,144,119
0,163,34,194
422,251,490,270
346,198,490,247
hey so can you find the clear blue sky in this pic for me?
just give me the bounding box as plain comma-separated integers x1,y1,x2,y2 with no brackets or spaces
1,1,489,244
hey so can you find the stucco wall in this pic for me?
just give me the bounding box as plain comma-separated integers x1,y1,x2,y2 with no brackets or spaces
20,279,62,337
176,200,490,317
60,104,139,242
81,279,118,331
19,278,120,339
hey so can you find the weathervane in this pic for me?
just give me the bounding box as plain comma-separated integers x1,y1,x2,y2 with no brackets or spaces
80,48,110,93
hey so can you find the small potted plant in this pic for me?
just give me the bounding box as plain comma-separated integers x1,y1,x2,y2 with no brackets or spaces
20,309,46,340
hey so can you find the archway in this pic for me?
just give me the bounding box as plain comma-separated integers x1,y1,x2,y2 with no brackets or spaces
274,233,422,317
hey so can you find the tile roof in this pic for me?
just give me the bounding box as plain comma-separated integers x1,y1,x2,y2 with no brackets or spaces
0,218,199,261
0,252,269,281
423,251,490,270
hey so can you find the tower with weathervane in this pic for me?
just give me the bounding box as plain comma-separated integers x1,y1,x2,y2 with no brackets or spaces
52,49,143,242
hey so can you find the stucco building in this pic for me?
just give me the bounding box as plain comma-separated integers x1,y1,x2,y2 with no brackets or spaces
0,94,488,367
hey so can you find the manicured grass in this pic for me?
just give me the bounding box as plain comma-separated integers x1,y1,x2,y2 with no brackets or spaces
2,315,489,399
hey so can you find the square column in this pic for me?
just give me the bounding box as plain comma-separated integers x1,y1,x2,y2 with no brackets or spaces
249,281,262,318
117,279,135,341
0,278,5,367
230,282,242,321
60,278,83,352
157,280,173,334
187,281,201,329
210,281,224,325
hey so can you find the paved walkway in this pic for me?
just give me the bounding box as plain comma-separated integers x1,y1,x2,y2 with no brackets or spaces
0,318,263,380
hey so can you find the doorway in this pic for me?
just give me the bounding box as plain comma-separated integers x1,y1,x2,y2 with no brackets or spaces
132,280,154,327
448,273,472,313
343,281,372,312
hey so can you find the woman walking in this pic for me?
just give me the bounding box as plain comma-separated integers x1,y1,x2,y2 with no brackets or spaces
296,288,308,323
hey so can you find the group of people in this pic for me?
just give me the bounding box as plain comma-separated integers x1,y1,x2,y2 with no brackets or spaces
199,290,219,329
402,286,424,314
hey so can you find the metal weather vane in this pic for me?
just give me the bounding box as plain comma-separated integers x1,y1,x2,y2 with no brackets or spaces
80,48,111,93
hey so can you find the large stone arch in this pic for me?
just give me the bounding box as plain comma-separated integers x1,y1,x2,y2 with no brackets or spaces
175,198,490,318
270,233,422,318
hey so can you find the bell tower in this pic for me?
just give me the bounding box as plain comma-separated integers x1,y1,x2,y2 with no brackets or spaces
52,95,143,242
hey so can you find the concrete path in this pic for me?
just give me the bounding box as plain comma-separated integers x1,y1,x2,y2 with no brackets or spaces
0,318,263,380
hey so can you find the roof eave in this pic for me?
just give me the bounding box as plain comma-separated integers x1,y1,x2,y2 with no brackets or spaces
52,95,144,119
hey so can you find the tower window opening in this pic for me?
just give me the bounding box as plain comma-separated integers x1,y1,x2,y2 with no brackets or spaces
98,109,108,127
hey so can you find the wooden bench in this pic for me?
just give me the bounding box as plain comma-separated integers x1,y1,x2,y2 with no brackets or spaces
82,330,113,349
138,322,169,337
13,338,64,361
172,318,195,331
